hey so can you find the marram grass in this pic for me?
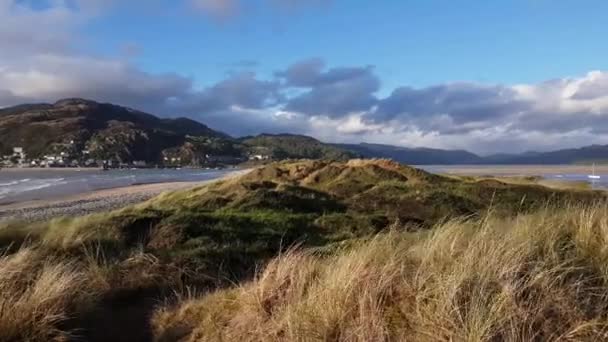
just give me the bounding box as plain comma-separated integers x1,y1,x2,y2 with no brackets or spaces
3,204,608,341
153,204,608,342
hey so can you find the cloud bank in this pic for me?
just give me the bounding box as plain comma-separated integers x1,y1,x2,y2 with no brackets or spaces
1,0,608,154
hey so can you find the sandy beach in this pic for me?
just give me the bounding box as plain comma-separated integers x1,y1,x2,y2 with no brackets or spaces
0,169,249,222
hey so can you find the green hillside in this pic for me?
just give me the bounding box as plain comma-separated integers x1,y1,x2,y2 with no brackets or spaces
0,98,229,163
241,134,357,160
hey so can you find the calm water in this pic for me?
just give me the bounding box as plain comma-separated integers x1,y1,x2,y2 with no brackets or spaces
0,168,235,204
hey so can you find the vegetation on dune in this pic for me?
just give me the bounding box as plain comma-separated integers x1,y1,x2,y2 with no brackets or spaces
4,158,597,248
0,244,189,341
1,159,604,283
153,205,608,341
0,248,95,341
0,159,607,341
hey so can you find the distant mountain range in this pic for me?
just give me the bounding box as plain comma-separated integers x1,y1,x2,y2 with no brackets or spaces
480,145,608,165
335,143,608,165
1,98,606,166
334,143,485,165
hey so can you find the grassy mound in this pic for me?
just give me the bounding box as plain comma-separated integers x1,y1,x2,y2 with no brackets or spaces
152,204,608,341
1,159,603,282
0,159,606,341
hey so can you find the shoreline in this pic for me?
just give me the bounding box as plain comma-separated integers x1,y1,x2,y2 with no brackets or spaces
0,169,250,222
0,167,103,172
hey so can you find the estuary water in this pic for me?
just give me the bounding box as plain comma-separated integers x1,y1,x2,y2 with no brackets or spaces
0,168,236,205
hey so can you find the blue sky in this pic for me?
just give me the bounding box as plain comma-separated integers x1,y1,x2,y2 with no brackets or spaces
83,0,608,90
2,0,608,154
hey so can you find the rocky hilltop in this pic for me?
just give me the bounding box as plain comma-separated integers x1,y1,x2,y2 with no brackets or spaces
0,98,229,165
0,99,353,167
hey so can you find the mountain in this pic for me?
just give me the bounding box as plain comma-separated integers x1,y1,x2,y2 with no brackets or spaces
483,145,608,164
240,134,357,160
0,99,355,166
336,143,608,165
335,143,484,164
0,98,231,164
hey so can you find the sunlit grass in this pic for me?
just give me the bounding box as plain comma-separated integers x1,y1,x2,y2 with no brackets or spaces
0,248,100,341
153,204,608,341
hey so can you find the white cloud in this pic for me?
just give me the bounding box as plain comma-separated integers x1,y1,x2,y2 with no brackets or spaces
0,1,77,57
310,113,384,135
0,54,192,111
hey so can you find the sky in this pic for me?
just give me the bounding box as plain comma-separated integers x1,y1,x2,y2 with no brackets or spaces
2,0,608,155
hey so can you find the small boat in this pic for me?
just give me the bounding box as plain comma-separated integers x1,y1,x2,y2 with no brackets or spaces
588,163,601,179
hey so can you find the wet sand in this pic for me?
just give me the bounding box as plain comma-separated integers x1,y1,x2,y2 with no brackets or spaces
0,170,249,222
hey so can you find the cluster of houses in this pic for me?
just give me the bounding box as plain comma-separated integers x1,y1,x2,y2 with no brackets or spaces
2,145,271,169
2,146,86,168
0,146,145,169
248,154,270,161
162,154,249,167
1,147,27,167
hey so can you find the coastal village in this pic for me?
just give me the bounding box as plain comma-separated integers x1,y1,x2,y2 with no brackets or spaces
1,145,134,169
1,145,270,169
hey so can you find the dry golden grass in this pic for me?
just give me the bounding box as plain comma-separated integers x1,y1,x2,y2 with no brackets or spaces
0,248,98,341
152,204,608,342
0,243,175,341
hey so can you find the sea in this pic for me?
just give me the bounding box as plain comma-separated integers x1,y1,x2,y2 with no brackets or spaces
0,168,236,205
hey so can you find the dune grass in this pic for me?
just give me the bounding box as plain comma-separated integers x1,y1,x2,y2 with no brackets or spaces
152,204,608,342
0,247,101,341
0,243,188,341
4,203,608,341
